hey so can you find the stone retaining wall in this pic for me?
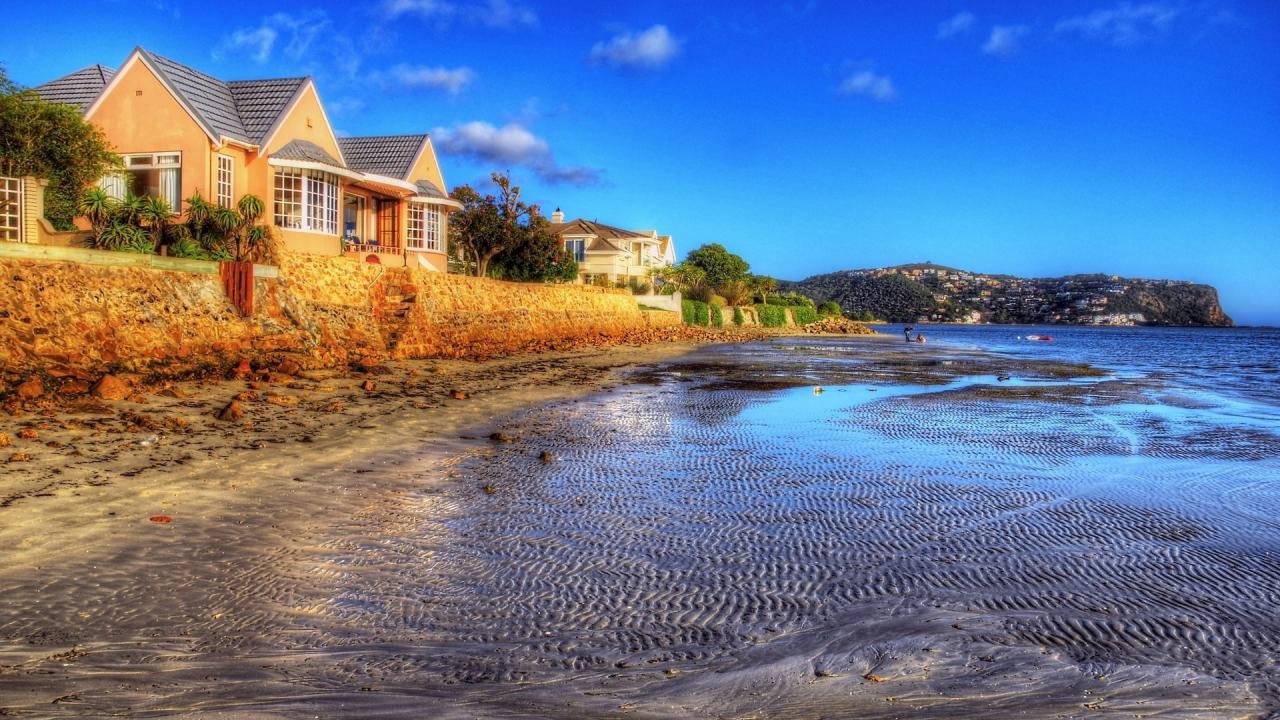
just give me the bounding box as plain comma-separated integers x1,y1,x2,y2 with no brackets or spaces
0,250,659,373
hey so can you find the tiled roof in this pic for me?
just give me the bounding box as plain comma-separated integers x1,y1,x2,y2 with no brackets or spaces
549,218,646,249
271,139,344,168
227,77,307,144
414,179,446,199
337,135,427,179
140,49,251,143
33,64,114,111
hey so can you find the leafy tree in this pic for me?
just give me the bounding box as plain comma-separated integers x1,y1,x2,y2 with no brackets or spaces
489,212,578,283
817,301,842,316
749,275,778,304
686,243,750,287
662,261,706,291
449,172,560,279
0,64,121,230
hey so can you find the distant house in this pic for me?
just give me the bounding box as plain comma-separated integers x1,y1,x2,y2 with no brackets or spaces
33,47,460,269
548,209,674,284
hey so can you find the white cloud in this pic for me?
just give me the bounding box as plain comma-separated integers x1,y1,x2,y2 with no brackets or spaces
432,121,601,186
983,25,1030,58
328,98,367,116
382,0,536,29
937,11,976,38
216,11,332,63
1055,2,1180,45
387,64,475,94
837,70,898,102
587,25,681,70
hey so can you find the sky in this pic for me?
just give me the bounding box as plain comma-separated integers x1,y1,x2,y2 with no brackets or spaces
4,0,1279,324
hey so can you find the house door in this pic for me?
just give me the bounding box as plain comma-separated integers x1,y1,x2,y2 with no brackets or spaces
377,200,399,249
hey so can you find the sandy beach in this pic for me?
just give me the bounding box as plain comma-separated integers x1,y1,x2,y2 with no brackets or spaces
3,331,1279,718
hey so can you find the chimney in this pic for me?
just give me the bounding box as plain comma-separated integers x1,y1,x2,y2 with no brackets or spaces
551,207,564,224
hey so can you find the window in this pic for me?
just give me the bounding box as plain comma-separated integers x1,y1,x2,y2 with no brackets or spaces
0,176,21,242
377,200,399,247
407,204,442,251
565,239,585,263
343,193,366,241
273,168,338,234
111,152,181,210
216,155,234,208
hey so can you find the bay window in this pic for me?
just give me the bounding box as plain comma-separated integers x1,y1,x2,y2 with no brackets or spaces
274,167,338,234
407,203,442,251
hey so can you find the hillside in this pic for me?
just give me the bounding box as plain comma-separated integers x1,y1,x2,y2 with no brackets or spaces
780,264,1233,327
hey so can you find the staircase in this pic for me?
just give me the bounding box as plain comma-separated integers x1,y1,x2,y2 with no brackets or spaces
379,293,417,354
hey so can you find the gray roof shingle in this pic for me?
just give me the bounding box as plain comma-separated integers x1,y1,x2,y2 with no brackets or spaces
227,77,308,144
139,49,251,143
414,179,446,199
337,135,427,179
271,139,344,168
33,64,115,111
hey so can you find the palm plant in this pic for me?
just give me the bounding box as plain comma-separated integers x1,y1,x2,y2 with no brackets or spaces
77,187,114,238
182,191,219,251
114,194,144,226
718,279,751,306
138,196,175,251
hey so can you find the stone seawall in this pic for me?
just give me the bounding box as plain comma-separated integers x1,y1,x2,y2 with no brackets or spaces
0,252,673,373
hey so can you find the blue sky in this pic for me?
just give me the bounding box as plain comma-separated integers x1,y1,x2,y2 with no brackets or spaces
5,0,1279,323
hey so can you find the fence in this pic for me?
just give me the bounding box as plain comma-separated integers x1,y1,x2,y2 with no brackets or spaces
220,261,255,316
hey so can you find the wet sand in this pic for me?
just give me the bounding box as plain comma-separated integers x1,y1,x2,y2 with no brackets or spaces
4,334,1280,718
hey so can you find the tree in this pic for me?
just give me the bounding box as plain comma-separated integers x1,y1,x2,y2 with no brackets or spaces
489,212,578,283
662,261,706,291
686,243,750,287
449,172,573,280
749,275,777,304
0,64,121,230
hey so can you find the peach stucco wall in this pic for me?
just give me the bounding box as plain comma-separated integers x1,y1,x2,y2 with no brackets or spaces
86,57,212,212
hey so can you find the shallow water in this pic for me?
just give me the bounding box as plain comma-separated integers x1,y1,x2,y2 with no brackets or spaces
4,332,1280,718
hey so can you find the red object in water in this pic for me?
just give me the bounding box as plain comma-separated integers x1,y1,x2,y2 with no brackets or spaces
1025,335,1054,341
150,516,173,523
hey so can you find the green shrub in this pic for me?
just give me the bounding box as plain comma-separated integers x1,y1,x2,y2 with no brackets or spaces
682,299,697,325
694,301,710,326
791,305,818,325
758,304,787,327
658,283,676,295
817,301,842,317
732,306,745,326
765,296,787,306
709,294,728,307
684,282,714,304
711,304,723,327
627,276,653,295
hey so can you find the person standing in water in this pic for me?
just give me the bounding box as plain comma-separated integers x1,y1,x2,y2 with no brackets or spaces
904,326,915,343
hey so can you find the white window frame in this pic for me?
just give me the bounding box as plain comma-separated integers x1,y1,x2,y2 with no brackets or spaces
565,238,585,263
216,155,234,208
0,176,22,242
407,203,425,250
115,151,182,210
274,167,339,235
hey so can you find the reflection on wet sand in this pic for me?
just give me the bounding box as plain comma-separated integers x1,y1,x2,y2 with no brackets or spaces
3,337,1279,718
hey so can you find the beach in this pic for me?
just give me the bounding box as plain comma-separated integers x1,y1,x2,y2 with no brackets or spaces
3,329,1280,718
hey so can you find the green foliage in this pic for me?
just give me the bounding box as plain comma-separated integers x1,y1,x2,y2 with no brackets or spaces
757,304,787,327
711,304,723,327
765,296,787,306
684,282,714,304
779,292,815,308
681,299,697,325
627,276,652,295
791,305,818,325
748,275,778,304
686,243,750,287
450,173,570,280
658,283,677,295
732,306,745,326
694,301,710,326
76,187,267,261
591,275,613,288
718,280,751,306
0,65,122,230
817,301,842,316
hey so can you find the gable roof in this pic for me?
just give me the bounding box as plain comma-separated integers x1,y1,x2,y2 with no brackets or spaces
139,48,251,143
227,77,309,144
271,139,344,168
33,64,115,111
338,135,428,180
549,219,645,241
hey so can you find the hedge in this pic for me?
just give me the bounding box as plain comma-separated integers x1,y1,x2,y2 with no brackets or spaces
791,306,818,325
683,299,711,325
757,304,787,327
732,306,745,326
712,304,723,327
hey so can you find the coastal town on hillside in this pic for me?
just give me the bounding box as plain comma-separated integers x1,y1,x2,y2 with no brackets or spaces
796,262,1215,326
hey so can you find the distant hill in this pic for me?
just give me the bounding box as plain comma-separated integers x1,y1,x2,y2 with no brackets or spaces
779,264,1233,326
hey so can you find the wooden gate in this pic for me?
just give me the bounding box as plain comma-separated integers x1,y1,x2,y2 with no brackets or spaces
220,261,255,316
